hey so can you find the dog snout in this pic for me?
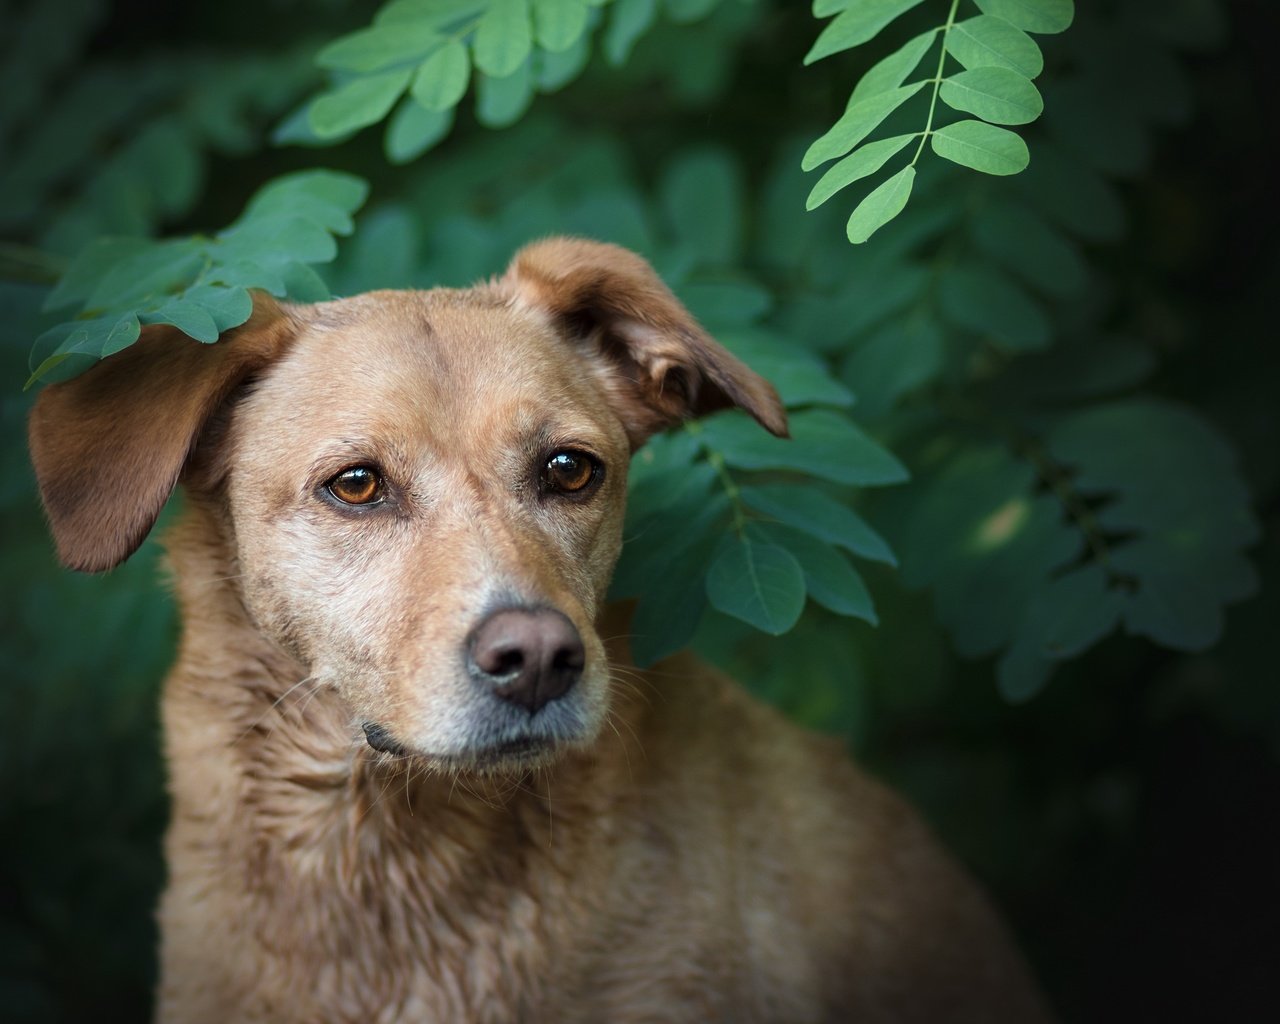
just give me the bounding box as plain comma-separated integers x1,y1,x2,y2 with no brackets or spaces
467,608,585,713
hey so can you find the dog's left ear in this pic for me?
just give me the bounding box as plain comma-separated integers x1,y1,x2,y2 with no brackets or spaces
501,237,788,447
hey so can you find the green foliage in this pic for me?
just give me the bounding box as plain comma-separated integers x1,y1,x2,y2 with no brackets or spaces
288,0,720,160
804,0,1070,242
2,1,1277,1018
27,171,368,384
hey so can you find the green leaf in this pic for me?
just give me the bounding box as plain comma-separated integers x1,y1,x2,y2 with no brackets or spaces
698,408,909,486
317,23,444,73
604,0,656,67
938,265,1049,350
241,170,369,236
946,15,1043,78
660,150,742,265
44,238,150,311
535,31,591,90
218,215,337,266
807,133,916,211
386,98,455,163
138,300,220,342
805,0,927,65
532,0,589,52
972,199,1087,297
850,29,937,105
679,281,772,327
475,60,534,127
308,68,412,138
178,285,254,332
740,483,896,565
843,314,943,417
803,82,926,170
930,119,1029,175
474,0,533,78
939,66,1044,125
630,569,708,667
706,536,806,634
973,0,1074,35
847,165,916,243
752,523,877,622
718,328,853,408
411,38,471,111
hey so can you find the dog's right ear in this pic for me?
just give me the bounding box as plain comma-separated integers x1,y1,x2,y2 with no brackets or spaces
27,297,298,573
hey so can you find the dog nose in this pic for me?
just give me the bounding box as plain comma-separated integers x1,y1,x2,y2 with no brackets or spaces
468,608,585,712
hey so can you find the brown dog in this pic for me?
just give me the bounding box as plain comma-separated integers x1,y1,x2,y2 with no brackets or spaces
29,238,1051,1022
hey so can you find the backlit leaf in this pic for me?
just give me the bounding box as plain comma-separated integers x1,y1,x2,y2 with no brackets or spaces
805,0,927,65
807,133,916,211
946,15,1043,77
847,164,916,243
930,118,1029,175
974,0,1074,35
939,66,1044,125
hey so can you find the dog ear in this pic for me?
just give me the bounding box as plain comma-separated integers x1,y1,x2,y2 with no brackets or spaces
27,297,298,572
501,237,788,447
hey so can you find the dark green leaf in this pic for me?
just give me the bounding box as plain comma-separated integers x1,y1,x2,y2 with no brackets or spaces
740,483,896,564
843,313,943,417
660,150,742,264
718,328,854,408
44,238,150,311
938,265,1049,349
698,409,909,486
752,522,877,622
705,536,806,634
972,199,1087,296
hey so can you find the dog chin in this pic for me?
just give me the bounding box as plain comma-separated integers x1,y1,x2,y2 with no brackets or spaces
366,700,604,775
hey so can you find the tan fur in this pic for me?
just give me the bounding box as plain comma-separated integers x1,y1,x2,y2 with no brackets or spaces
29,238,1052,1022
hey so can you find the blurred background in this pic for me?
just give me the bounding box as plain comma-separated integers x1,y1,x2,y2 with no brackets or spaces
2,0,1277,1020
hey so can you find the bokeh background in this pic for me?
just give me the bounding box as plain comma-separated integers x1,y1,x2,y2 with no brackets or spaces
2,1,1278,1020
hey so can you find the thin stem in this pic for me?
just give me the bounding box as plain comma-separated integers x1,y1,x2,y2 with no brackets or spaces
684,421,750,538
911,0,961,166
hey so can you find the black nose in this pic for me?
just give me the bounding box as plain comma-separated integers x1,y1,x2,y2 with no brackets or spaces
467,607,585,713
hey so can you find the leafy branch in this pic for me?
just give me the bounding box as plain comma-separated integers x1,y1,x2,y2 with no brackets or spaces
27,171,369,385
803,0,1072,243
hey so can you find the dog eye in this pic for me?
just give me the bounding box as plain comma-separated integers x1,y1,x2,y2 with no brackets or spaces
327,466,384,506
542,451,601,496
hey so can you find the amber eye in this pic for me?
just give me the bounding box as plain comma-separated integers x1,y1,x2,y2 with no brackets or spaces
542,451,601,495
326,466,384,506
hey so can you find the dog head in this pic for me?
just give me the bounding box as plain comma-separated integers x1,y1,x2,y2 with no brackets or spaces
28,238,786,772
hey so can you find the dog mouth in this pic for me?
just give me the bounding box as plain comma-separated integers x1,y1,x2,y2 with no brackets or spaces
360,722,561,771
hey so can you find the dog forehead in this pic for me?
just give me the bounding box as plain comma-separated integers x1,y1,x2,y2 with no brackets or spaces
234,289,620,455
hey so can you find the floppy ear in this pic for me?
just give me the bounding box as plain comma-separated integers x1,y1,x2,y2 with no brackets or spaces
501,237,788,447
27,297,298,572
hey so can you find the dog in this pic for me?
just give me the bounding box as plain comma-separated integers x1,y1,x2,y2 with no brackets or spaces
28,238,1052,1022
